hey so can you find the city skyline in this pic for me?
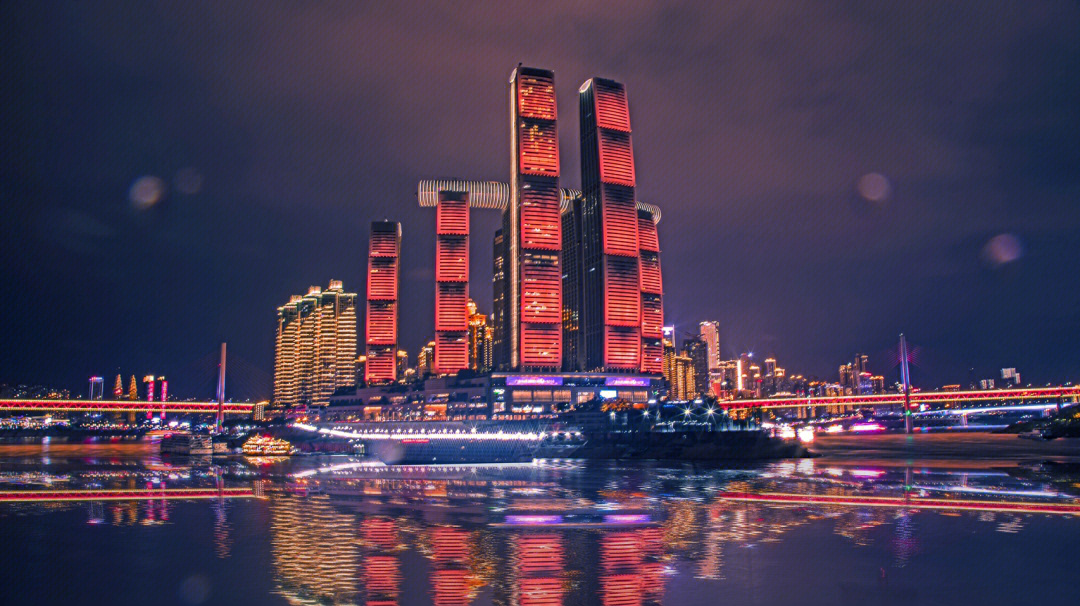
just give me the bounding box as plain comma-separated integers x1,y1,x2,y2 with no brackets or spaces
3,3,1079,397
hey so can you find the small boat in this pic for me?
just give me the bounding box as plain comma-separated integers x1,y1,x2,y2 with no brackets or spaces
158,432,214,455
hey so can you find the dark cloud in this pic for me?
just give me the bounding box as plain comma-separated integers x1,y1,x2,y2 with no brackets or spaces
2,1,1078,397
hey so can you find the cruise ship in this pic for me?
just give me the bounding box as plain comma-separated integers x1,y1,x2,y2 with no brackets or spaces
293,372,664,464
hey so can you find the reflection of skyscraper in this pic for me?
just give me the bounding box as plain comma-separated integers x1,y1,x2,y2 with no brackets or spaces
513,533,564,606
362,517,402,606
270,494,359,603
430,527,472,606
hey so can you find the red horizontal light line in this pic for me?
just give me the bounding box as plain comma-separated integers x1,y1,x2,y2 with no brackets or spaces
0,488,255,502
722,386,1080,409
716,491,1080,515
0,400,252,413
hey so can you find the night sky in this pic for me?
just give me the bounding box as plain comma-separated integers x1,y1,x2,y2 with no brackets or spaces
3,2,1079,399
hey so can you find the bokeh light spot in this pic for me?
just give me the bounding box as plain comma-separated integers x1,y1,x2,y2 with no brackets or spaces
856,172,891,203
129,175,165,209
175,167,203,195
982,233,1024,267
178,574,211,605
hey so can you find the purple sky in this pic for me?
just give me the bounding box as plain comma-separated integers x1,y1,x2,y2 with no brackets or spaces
3,2,1079,398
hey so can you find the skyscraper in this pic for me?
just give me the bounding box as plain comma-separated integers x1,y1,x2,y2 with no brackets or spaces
561,193,584,370
685,337,710,397
273,281,358,407
492,227,507,369
434,190,469,374
638,207,664,373
578,77,643,371
508,66,563,370
466,299,492,372
699,321,721,372
366,221,401,384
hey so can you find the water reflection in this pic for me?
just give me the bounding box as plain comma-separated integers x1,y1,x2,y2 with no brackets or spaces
1,456,1079,605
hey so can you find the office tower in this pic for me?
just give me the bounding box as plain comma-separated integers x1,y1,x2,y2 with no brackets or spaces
685,337,710,396
466,300,491,372
492,228,507,369
839,363,854,391
481,326,494,372
417,341,435,378
273,281,358,407
434,190,469,374
396,350,409,381
579,77,642,371
561,193,584,370
699,321,721,371
355,355,366,386
661,326,676,383
638,207,664,373
870,375,886,394
1001,368,1021,385
764,357,777,377
506,65,562,370
366,221,401,384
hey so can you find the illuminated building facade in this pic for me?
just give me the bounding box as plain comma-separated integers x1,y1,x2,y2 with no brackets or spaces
492,228,507,370
417,341,435,379
273,281,358,407
433,190,470,374
637,207,664,373
578,77,643,372
467,300,493,372
685,337,710,397
508,66,563,370
699,321,721,372
366,221,401,384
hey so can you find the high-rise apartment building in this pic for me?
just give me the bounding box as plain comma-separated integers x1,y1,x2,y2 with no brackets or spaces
507,66,563,370
699,321,721,372
274,281,358,407
366,221,401,384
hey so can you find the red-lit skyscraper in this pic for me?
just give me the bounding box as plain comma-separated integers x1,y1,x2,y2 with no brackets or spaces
638,207,664,373
435,191,469,374
366,221,401,384
578,77,645,371
508,66,562,370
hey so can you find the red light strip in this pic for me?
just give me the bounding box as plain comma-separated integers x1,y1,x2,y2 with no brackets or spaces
722,386,1080,409
716,491,1080,515
0,488,255,502
0,400,252,413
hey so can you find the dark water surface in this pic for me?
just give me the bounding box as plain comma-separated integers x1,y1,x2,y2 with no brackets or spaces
2,440,1079,606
